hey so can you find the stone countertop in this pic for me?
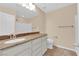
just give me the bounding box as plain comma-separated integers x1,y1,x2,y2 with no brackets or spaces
0,33,47,50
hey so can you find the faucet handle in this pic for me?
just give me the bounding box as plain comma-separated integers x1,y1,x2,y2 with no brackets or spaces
10,34,13,39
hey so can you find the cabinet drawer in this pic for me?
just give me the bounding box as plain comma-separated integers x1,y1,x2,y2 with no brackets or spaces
32,38,41,45
42,37,47,42
25,41,31,48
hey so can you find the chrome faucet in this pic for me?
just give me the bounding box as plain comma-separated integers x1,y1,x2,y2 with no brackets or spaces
10,34,16,39
13,34,16,39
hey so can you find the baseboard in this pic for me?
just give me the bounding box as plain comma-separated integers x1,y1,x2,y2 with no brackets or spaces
55,45,79,56
55,45,78,55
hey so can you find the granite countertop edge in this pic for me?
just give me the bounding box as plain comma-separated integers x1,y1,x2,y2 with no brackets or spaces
0,33,47,50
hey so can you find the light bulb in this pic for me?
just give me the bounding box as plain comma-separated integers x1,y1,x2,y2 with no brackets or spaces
18,3,35,11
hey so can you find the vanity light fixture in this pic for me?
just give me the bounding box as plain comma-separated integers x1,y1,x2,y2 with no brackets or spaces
18,3,35,11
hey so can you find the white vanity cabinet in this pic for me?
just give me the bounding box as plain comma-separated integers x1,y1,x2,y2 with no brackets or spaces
31,36,47,56
0,35,47,56
0,12,15,35
16,41,32,56
2,41,32,56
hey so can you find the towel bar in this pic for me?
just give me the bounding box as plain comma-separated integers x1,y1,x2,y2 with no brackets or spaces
58,25,74,28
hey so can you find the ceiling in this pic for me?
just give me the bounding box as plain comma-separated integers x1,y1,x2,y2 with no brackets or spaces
16,4,37,18
0,3,37,18
36,3,73,13
0,3,74,18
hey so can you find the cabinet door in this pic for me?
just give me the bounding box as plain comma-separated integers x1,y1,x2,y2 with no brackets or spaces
32,38,41,51
0,12,15,35
41,36,47,55
31,38,42,56
15,41,32,56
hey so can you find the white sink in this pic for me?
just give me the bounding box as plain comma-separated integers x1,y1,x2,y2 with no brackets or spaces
4,38,25,44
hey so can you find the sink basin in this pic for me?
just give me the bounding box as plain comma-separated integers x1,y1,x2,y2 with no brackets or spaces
4,38,25,44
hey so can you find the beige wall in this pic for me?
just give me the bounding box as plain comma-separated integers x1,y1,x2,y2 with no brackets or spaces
29,6,46,33
46,4,77,49
0,6,16,15
17,4,77,49
17,5,46,33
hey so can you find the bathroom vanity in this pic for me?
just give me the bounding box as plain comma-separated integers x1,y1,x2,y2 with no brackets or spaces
0,12,47,56
0,33,47,56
